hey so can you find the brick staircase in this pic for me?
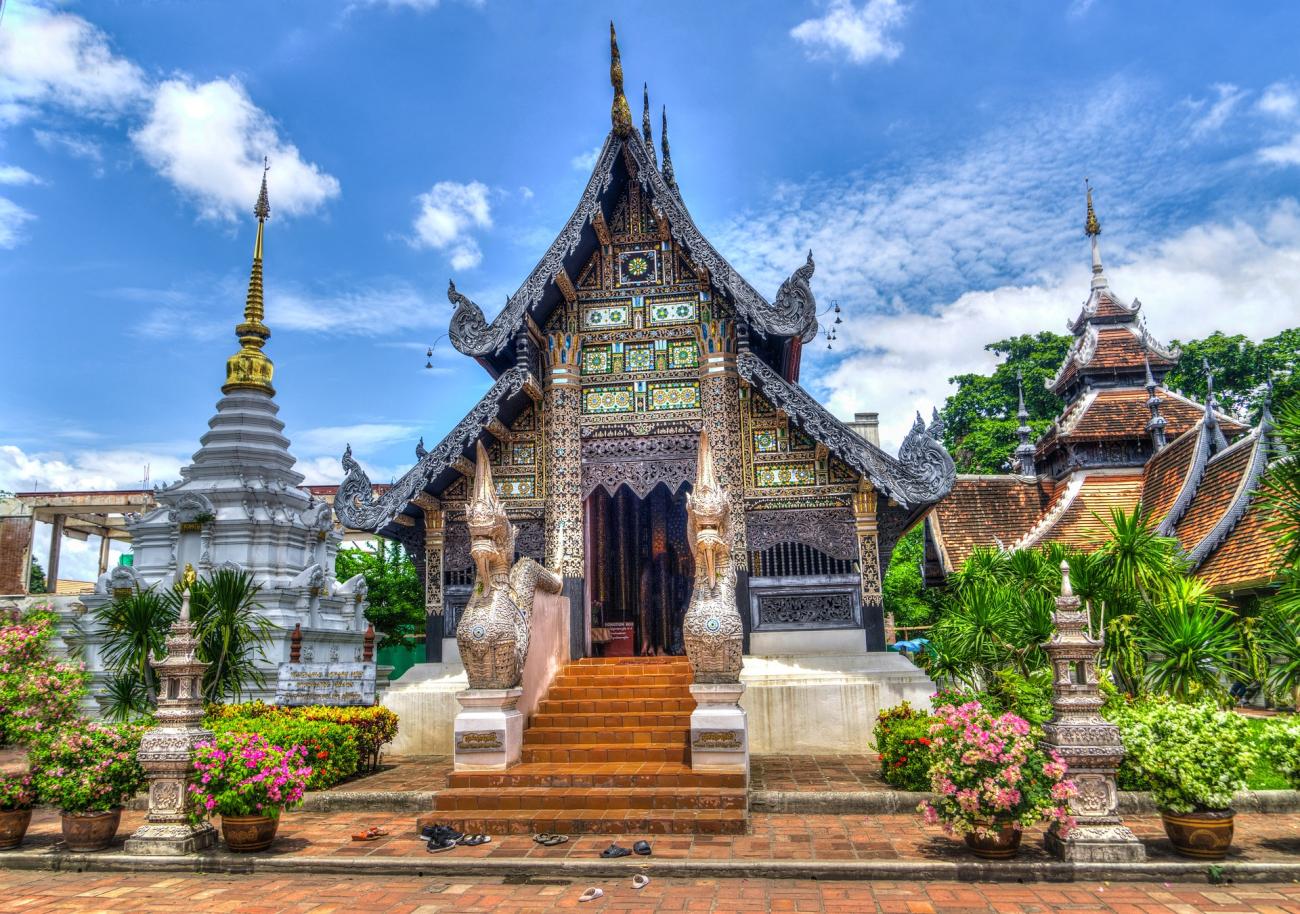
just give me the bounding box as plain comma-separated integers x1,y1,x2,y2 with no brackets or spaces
420,656,748,835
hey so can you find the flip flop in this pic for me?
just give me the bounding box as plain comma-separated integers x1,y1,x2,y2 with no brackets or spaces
457,834,491,846
600,843,632,858
543,834,568,846
578,888,604,903
632,874,650,889
633,840,652,856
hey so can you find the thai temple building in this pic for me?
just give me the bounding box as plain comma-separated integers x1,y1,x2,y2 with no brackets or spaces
75,168,370,700
336,27,956,758
925,188,1284,600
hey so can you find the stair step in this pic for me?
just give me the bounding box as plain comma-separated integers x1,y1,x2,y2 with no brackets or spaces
433,787,746,812
545,685,692,702
523,727,688,746
448,763,744,790
575,657,692,667
521,743,689,764
530,712,691,729
418,808,747,836
537,698,695,716
552,673,694,687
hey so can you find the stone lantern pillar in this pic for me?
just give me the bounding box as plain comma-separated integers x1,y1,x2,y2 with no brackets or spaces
124,590,218,855
1041,562,1144,862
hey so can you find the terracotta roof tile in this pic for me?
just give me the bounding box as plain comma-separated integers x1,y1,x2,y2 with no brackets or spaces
929,476,1055,572
1034,474,1146,548
1174,439,1255,551
1037,388,1244,455
1052,325,1177,393
1196,496,1283,592
1140,425,1202,523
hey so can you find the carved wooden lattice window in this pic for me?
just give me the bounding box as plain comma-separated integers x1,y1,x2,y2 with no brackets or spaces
749,542,854,577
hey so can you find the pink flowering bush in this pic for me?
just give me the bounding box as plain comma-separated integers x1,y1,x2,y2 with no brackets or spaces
0,772,35,810
29,722,146,813
0,607,88,746
189,732,312,821
918,701,1076,840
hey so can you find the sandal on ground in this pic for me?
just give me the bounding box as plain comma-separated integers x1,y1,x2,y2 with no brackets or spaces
533,833,568,846
351,826,389,841
600,843,632,858
457,834,491,847
578,888,604,903
633,840,652,856
633,874,650,889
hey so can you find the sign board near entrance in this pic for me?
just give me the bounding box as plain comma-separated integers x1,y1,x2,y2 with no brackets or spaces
275,662,376,707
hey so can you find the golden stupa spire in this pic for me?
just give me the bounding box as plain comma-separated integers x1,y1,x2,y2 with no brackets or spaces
609,21,632,137
1085,179,1101,237
1084,179,1108,292
223,159,275,395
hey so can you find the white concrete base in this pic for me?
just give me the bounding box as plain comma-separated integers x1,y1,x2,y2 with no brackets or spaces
452,688,523,771
740,652,935,755
379,661,468,756
689,682,748,775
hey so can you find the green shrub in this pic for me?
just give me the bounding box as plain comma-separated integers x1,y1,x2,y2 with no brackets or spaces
30,722,146,813
211,702,398,772
1112,700,1255,813
1262,716,1300,790
873,702,936,791
0,607,88,745
208,715,359,790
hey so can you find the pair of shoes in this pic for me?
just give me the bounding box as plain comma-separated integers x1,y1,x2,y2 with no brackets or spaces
350,826,389,842
533,833,569,847
599,841,651,858
456,834,491,847
422,823,463,853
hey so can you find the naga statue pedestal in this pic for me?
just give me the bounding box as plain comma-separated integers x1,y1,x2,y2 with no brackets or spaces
452,688,523,771
688,682,748,776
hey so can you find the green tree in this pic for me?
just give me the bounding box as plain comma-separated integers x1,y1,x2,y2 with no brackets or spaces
882,527,945,629
941,332,1070,473
1258,399,1300,705
27,558,46,594
1166,328,1299,420
335,540,423,649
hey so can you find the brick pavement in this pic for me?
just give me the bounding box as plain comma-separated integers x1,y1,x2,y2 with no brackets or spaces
0,870,1298,913
11,806,1300,863
334,754,890,795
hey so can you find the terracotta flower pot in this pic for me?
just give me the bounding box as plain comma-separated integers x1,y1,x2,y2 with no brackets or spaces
964,821,1022,859
1161,809,1234,860
0,808,32,850
221,814,279,852
60,808,122,852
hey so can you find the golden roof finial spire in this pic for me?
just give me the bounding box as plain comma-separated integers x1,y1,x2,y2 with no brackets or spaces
223,158,275,395
1085,178,1101,237
1084,179,1108,292
609,21,632,137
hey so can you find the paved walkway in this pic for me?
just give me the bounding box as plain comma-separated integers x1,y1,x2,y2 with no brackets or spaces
333,755,891,795
1,870,1298,913
13,806,1300,863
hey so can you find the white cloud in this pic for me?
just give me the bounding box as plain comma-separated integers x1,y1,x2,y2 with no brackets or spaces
1258,82,1299,119
0,444,185,493
0,165,41,185
0,3,148,124
570,145,601,171
410,180,492,269
1259,135,1300,167
33,128,105,172
293,423,418,460
790,0,907,65
0,197,35,248
818,202,1300,452
1187,82,1248,137
1067,0,1097,18
131,77,341,221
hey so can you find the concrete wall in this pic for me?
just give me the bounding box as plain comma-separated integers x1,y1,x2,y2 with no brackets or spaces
518,593,570,725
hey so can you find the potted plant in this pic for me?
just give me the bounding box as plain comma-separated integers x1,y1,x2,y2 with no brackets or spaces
190,731,311,852
918,701,1075,859
1117,701,1254,859
0,771,35,849
30,723,146,852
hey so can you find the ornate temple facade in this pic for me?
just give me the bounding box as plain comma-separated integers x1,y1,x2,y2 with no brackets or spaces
336,29,956,665
926,190,1284,598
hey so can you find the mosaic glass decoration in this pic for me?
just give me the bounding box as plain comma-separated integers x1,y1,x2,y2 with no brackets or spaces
647,298,697,326
750,391,777,417
752,429,780,454
581,345,611,375
618,249,658,286
582,304,630,329
625,343,655,372
582,385,635,414
791,428,816,451
495,476,536,498
755,463,817,487
668,340,700,369
512,443,535,466
647,381,700,411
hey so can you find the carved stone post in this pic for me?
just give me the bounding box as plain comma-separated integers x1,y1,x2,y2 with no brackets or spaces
416,495,445,663
544,331,585,658
698,318,747,566
852,483,885,651
1042,562,1144,862
125,590,218,855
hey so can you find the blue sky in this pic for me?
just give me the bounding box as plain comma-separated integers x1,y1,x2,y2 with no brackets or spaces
2,0,1299,576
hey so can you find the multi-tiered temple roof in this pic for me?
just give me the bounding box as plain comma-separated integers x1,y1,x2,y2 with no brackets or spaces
926,190,1282,595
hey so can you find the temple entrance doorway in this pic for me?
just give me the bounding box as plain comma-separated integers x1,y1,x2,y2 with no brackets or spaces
584,483,693,656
